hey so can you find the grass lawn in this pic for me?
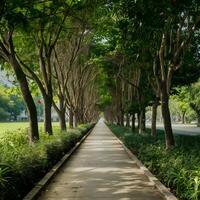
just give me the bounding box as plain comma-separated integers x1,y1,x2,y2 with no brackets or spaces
0,121,60,134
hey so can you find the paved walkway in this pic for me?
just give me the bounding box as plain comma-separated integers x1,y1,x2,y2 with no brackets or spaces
38,120,165,200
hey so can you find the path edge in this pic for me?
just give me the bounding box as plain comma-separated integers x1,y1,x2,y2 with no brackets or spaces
23,124,95,200
106,123,178,200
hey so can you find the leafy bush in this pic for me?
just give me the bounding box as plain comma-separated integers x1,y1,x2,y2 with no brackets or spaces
0,123,94,200
108,124,200,200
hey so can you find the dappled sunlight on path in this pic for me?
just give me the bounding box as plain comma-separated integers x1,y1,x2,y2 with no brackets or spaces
38,120,164,200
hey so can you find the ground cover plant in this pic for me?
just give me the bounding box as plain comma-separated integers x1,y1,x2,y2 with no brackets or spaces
108,124,200,200
0,123,94,200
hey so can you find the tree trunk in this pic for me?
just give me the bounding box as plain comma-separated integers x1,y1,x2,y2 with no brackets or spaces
131,114,135,132
59,109,66,131
79,94,84,124
120,112,124,126
151,101,158,138
74,111,78,127
117,115,120,125
116,76,124,126
137,112,140,129
126,113,130,127
69,109,74,128
44,98,53,135
138,110,143,134
182,111,186,124
10,56,39,143
160,86,175,148
59,96,66,131
139,108,145,134
142,110,146,130
28,104,39,143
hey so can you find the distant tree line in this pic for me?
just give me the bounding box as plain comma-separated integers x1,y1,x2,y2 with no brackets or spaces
0,85,25,121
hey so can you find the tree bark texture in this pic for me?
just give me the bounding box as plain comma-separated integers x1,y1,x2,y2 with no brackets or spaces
69,109,74,128
59,109,66,131
137,112,140,129
10,56,39,142
59,97,66,131
131,114,135,132
44,97,53,135
151,100,158,138
74,110,78,127
160,85,175,148
139,108,145,134
126,113,130,127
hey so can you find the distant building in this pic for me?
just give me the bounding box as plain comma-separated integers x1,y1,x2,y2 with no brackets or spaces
52,108,59,122
17,108,61,122
17,110,28,121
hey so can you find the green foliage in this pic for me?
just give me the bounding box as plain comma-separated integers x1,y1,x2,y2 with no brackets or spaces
0,123,94,200
171,81,200,124
189,81,200,112
170,83,200,123
109,123,200,200
170,87,190,120
0,85,25,121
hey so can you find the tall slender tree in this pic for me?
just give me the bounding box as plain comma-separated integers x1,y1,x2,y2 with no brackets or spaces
0,0,39,143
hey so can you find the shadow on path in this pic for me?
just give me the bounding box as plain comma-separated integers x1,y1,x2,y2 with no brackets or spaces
38,120,164,200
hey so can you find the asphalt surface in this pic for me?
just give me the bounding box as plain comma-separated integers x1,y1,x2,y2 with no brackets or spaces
147,123,200,136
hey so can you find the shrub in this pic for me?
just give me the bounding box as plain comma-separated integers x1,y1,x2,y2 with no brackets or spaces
108,123,200,200
0,123,94,200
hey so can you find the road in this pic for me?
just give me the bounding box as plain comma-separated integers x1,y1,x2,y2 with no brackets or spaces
147,123,200,136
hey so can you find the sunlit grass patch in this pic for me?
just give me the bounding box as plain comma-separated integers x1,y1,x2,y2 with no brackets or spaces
0,122,60,135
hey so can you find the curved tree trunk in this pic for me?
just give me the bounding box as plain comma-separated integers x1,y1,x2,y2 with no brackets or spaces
10,56,39,143
52,97,66,131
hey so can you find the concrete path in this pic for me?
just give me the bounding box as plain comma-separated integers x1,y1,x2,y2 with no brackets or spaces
38,120,165,200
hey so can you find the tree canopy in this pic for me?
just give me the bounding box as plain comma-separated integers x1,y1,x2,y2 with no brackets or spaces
0,0,200,148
